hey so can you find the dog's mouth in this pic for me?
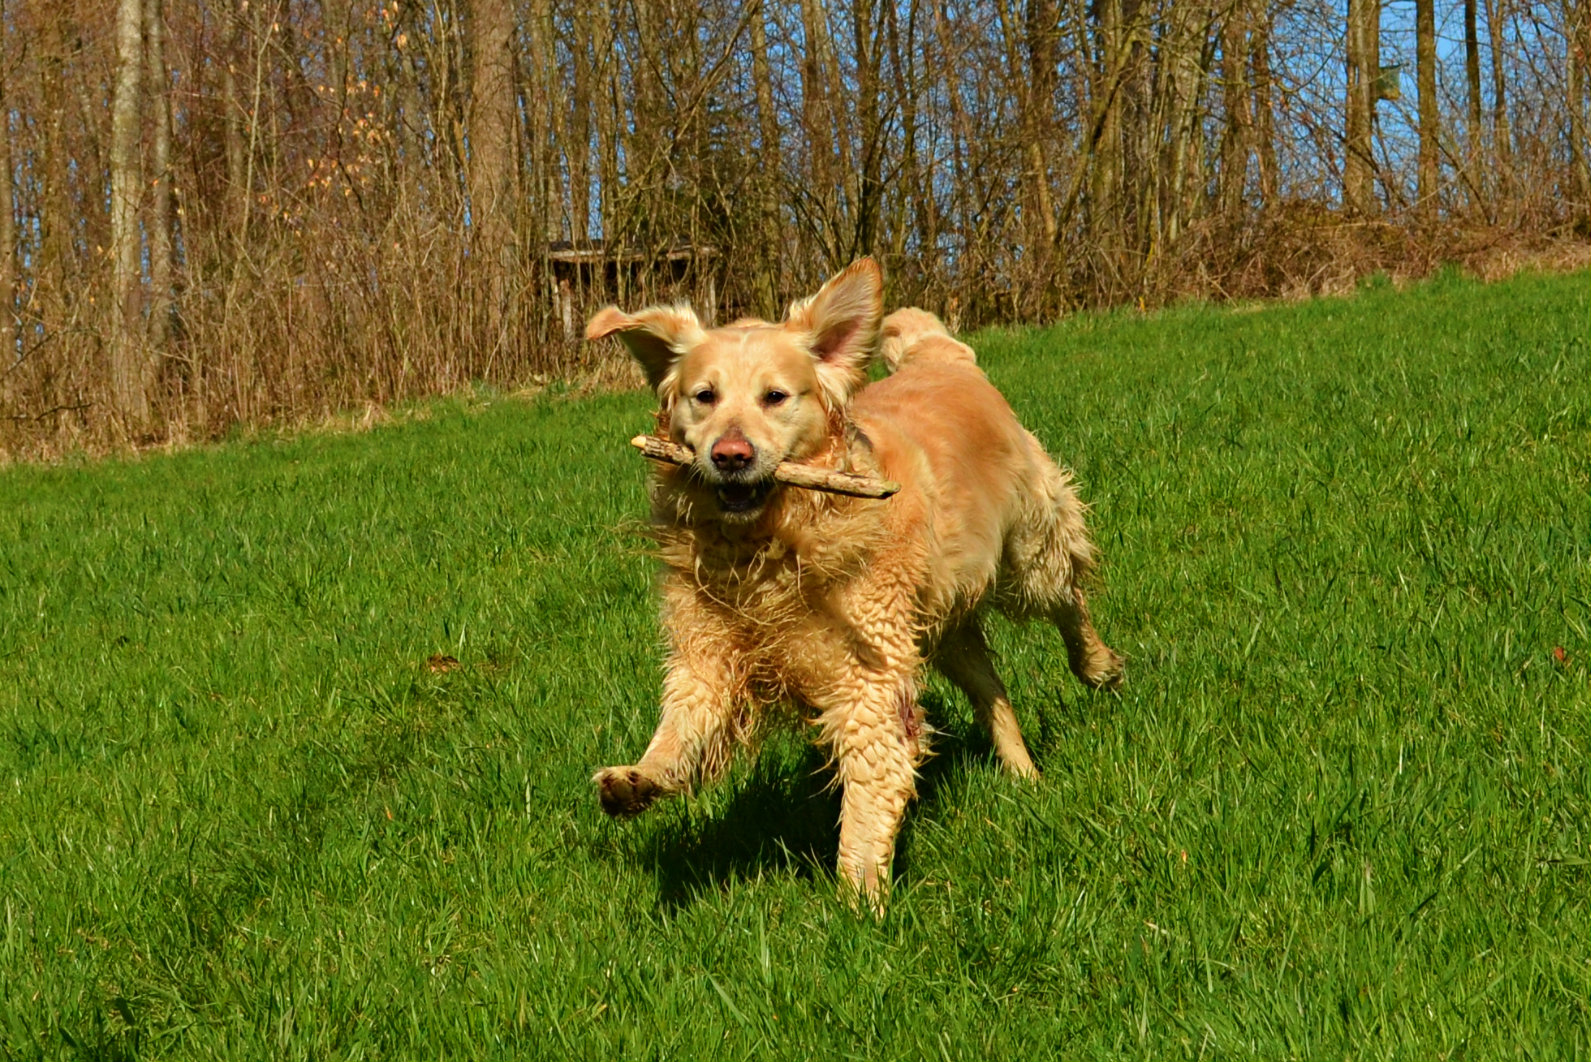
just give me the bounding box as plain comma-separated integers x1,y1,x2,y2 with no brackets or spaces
712,478,775,515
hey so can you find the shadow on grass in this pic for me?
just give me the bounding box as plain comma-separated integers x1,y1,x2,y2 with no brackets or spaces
893,686,1089,884
637,743,842,911
633,692,1042,910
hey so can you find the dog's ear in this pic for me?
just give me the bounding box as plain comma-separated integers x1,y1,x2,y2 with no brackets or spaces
586,304,706,394
786,258,883,406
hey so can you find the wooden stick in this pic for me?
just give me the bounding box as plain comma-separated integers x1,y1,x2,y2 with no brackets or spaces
629,435,901,499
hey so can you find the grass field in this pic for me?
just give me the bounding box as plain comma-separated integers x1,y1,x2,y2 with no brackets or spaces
1,269,1587,1059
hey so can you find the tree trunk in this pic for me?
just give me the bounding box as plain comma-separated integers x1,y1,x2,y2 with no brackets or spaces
1571,0,1590,216
1484,0,1511,212
1415,0,1439,215
1250,3,1279,207
222,2,248,233
1119,0,1153,285
1344,0,1377,214
800,0,845,261
0,0,15,369
750,0,784,314
1090,0,1123,247
1158,0,1200,246
815,1,853,204
544,2,568,245
146,0,174,353
523,0,552,248
111,0,149,427
592,8,619,303
1219,1,1251,218
886,0,936,297
933,0,972,302
38,17,73,328
1464,0,1484,214
568,4,593,245
852,0,884,259
1024,0,1060,247
467,0,517,351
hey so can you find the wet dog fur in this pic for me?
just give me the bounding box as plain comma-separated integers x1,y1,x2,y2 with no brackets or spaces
586,260,1123,905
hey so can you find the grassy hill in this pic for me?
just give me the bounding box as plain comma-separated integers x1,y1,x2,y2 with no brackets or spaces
1,269,1586,1058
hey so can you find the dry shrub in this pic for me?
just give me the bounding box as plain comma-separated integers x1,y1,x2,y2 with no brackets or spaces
1156,209,1587,306
3,222,1584,466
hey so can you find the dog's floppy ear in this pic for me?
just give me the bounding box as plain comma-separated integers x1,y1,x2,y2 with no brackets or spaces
785,257,883,407
586,304,706,394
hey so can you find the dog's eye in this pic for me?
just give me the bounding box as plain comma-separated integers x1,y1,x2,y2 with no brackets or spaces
694,389,716,405
763,390,788,407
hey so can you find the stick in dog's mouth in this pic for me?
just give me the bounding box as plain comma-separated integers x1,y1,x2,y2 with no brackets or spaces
629,435,901,500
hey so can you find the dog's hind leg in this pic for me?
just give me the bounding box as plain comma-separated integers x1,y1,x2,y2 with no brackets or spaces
593,652,744,818
933,621,1038,779
1050,589,1124,690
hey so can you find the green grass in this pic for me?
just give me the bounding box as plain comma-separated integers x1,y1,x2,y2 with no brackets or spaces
1,268,1587,1059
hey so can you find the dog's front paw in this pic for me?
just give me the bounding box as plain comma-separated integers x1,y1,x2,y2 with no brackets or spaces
592,766,663,817
1080,649,1126,691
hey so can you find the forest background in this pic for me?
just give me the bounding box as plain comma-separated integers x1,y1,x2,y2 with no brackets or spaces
0,0,1586,458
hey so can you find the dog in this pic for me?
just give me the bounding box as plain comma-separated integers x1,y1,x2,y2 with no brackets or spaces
586,259,1123,904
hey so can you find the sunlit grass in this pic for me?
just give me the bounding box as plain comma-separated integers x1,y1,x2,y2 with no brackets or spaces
1,269,1586,1058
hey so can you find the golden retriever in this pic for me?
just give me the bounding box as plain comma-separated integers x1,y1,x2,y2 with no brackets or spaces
585,259,1123,904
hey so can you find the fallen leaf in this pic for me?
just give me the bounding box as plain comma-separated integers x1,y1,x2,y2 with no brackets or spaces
427,654,460,674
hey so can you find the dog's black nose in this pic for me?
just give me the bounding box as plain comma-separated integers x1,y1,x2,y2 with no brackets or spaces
711,430,755,472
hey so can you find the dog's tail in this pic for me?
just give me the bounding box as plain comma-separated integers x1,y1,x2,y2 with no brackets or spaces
879,307,977,373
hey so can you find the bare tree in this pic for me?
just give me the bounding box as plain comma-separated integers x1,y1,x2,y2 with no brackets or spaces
1090,0,1126,262
1486,0,1513,211
800,0,846,262
1345,0,1379,214
1464,0,1485,213
3,0,1586,458
221,2,248,236
146,0,174,352
1023,0,1061,250
852,0,885,259
1416,0,1439,215
467,0,518,354
111,0,149,426
1250,2,1279,205
1221,0,1254,218
1572,0,1591,213
37,12,74,336
568,4,594,246
750,0,785,314
0,0,15,370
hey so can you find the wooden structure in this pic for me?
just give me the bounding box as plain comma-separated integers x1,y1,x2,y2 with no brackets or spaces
548,242,718,339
